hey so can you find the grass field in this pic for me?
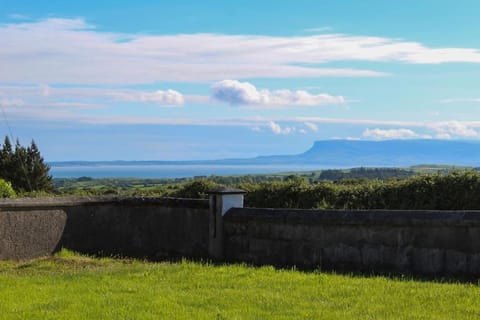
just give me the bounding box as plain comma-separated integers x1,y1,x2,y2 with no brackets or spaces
0,250,479,319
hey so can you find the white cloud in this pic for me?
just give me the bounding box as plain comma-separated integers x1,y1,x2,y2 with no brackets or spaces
282,126,295,135
436,133,452,139
211,80,260,105
211,80,344,107
268,121,282,134
0,18,385,84
267,121,295,135
140,89,184,106
4,18,480,85
428,121,479,138
363,128,422,140
250,126,262,132
304,122,318,132
0,85,185,106
299,129,307,134
63,87,185,106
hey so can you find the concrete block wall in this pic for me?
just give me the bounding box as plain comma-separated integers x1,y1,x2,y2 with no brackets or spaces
0,209,66,260
3,192,480,279
0,196,209,260
223,208,480,278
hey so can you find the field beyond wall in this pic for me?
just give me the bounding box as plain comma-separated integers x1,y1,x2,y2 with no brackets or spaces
0,250,479,319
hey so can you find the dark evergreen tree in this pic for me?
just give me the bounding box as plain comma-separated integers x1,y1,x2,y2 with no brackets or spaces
0,136,53,192
0,136,13,181
26,140,53,192
13,139,30,191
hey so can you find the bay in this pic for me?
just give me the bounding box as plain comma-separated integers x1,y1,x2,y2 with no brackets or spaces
50,164,330,179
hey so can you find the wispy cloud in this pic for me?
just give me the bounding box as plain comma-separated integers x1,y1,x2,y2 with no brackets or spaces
304,122,319,132
0,85,185,106
362,128,426,140
2,100,480,141
304,26,333,33
0,109,437,126
4,18,480,85
7,14,30,20
211,80,344,107
0,18,385,84
0,98,24,107
49,102,105,109
440,98,480,104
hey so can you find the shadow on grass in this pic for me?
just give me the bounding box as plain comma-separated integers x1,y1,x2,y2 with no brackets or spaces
46,247,480,285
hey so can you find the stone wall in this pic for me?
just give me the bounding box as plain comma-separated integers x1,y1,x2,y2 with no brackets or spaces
223,208,480,278
0,196,209,260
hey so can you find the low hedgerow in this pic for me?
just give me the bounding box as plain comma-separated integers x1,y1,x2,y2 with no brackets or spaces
241,170,480,210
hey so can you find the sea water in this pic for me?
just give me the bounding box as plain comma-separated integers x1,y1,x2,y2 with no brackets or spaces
50,164,329,179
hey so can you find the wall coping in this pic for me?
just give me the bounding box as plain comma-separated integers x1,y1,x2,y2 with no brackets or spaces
208,187,246,195
0,196,209,211
225,207,480,227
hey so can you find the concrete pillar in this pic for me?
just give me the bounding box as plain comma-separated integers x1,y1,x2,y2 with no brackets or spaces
208,187,246,260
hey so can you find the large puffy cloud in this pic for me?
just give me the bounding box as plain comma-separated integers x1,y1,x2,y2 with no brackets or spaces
3,18,480,85
211,80,344,107
211,80,261,105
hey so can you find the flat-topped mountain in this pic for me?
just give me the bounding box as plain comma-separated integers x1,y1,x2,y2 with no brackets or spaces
294,139,480,167
227,139,480,167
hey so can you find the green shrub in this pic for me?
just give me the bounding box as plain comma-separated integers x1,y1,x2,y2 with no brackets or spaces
0,179,16,198
172,179,222,199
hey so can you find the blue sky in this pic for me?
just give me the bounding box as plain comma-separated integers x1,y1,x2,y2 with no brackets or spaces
1,0,480,161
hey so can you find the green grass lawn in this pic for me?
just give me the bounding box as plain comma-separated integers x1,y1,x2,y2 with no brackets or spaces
0,250,479,319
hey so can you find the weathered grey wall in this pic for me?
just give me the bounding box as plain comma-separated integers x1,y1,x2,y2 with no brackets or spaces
5,195,480,279
0,196,209,260
0,210,66,260
223,208,480,278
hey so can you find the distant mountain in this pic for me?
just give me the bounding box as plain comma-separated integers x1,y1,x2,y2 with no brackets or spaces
49,140,480,168
292,139,480,167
